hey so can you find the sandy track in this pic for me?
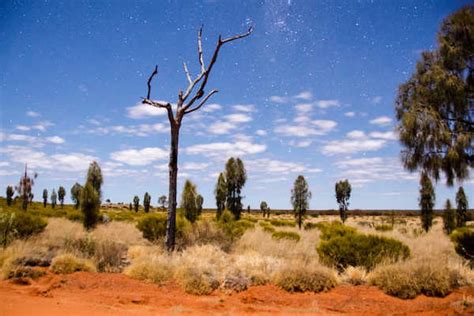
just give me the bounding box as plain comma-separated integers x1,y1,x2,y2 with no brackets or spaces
0,272,472,315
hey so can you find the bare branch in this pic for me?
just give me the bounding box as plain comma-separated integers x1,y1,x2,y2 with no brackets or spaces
146,65,158,100
197,26,205,73
184,89,218,115
220,26,254,44
183,62,192,85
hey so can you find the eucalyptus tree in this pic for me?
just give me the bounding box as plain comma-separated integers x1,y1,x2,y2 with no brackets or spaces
158,195,168,210
71,183,83,209
335,179,351,223
419,172,436,232
141,26,253,250
42,189,48,207
455,186,468,227
6,186,14,206
16,165,37,210
58,186,66,208
196,194,204,217
133,196,140,212
260,201,269,218
291,175,312,230
443,199,456,235
81,161,103,230
225,157,247,220
214,172,227,220
396,7,474,186
180,180,199,223
51,189,57,209
143,192,151,213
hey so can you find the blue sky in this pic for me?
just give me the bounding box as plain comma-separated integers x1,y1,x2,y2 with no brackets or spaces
1,0,472,210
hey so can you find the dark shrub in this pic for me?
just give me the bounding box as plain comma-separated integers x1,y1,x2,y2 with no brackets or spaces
0,212,47,246
450,228,474,267
272,231,300,242
137,213,190,243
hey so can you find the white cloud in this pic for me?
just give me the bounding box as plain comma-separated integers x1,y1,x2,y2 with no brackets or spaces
295,103,313,113
46,136,65,144
185,141,266,157
90,123,168,137
208,121,237,135
255,129,267,136
347,130,366,139
370,116,392,126
232,104,255,112
26,111,40,117
110,147,168,165
369,131,398,141
312,120,337,131
15,125,31,131
344,111,355,117
289,140,312,148
224,113,252,123
127,102,167,119
203,103,222,113
275,120,337,138
182,162,210,170
315,99,340,108
294,91,313,101
247,158,322,175
322,139,386,155
269,95,288,104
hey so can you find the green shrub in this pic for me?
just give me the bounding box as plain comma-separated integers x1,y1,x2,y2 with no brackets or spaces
0,212,47,246
317,221,357,241
274,266,337,293
175,266,219,295
218,210,254,241
263,226,276,233
450,228,474,267
50,254,96,274
317,223,410,271
375,224,393,232
136,213,190,243
270,219,296,227
272,231,300,242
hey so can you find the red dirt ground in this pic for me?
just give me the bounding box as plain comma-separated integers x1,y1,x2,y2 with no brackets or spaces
0,272,473,315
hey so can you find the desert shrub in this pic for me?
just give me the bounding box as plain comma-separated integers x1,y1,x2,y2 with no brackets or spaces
317,230,410,271
270,219,296,227
370,262,466,299
375,224,393,232
136,213,190,243
0,212,47,246
450,228,474,267
1,257,46,282
241,217,258,223
317,221,357,241
93,239,127,272
175,266,220,295
64,236,96,257
50,254,96,274
182,219,233,252
274,265,337,293
272,231,301,242
218,210,254,241
124,254,171,285
221,270,250,292
263,226,276,233
303,222,319,230
66,210,83,222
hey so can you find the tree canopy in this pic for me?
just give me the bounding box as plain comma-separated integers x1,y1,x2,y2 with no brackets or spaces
291,175,311,229
396,6,474,185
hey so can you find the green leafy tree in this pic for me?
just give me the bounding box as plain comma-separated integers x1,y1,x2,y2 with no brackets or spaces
158,195,168,209
42,189,48,207
196,194,204,217
225,157,247,220
455,186,469,227
214,172,227,220
133,196,140,212
419,172,436,232
70,183,83,209
395,7,474,186
443,199,456,235
81,161,103,230
180,180,200,223
291,175,312,229
143,192,151,213
15,165,37,210
58,186,66,208
335,180,351,223
260,201,269,218
51,189,57,209
6,186,14,206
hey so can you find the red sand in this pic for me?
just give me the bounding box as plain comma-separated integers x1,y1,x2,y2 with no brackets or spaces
0,272,472,315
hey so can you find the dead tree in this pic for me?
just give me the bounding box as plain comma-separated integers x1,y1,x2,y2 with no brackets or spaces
142,26,253,251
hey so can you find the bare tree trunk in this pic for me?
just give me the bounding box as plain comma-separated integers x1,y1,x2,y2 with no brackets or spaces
166,124,179,251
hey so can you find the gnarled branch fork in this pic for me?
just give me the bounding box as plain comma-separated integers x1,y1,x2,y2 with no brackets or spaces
142,25,253,123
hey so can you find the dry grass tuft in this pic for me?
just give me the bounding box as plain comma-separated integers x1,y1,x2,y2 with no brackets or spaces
341,266,367,285
123,252,172,285
273,262,338,293
50,254,96,274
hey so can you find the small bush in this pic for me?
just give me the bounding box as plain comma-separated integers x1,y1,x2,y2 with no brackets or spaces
50,254,96,274
375,224,393,232
317,227,410,271
136,213,190,243
174,266,220,295
124,254,171,285
93,239,127,272
270,219,296,227
221,270,250,292
274,265,337,293
317,221,357,241
263,226,276,233
370,262,466,299
272,231,300,242
341,266,367,285
0,212,47,246
218,210,254,241
450,228,474,267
